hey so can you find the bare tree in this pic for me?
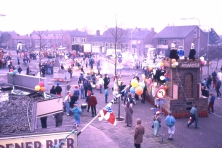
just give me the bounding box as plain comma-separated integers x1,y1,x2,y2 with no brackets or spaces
33,30,48,75
106,15,127,121
106,15,127,76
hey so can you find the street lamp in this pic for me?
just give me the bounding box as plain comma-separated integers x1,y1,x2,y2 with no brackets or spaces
180,18,200,58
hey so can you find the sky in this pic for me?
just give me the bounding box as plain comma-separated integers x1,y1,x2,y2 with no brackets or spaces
0,0,222,35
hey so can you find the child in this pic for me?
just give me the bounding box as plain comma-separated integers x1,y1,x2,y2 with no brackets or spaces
71,104,82,127
104,86,109,103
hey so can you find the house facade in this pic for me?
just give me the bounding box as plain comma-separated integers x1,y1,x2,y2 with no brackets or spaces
153,25,208,57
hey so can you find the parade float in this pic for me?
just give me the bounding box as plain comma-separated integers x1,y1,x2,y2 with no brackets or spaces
145,43,208,118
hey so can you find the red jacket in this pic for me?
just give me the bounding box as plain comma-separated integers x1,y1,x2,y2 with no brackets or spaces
88,95,97,106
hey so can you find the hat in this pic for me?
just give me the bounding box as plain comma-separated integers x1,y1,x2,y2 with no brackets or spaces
74,85,78,89
56,82,60,85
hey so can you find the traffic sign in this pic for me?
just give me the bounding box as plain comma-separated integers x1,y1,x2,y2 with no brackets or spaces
118,54,122,58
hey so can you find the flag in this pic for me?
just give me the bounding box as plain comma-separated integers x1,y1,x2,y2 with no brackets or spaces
98,103,116,126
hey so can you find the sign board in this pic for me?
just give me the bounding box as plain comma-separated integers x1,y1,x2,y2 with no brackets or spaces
173,85,178,99
36,98,63,118
53,67,59,73
179,62,200,68
155,88,166,99
0,132,77,148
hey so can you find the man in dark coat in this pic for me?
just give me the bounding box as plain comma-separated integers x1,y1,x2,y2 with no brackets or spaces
188,43,196,61
134,118,145,148
103,74,110,89
55,82,62,96
169,43,179,60
87,92,98,117
26,66,30,75
54,112,63,127
40,116,47,128
50,85,56,94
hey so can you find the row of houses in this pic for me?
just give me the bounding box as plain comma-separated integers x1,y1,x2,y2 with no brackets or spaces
0,25,219,57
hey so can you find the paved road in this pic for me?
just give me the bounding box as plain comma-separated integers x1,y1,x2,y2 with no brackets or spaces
1,50,222,148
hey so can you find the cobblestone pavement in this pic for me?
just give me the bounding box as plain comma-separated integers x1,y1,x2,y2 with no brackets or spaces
1,50,222,148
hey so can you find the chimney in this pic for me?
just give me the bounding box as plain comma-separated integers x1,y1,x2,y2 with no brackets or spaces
151,28,154,32
96,30,100,36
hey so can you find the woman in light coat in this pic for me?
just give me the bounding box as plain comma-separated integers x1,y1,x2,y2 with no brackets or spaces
125,102,133,127
153,111,161,136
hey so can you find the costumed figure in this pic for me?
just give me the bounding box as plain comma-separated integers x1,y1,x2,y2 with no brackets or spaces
169,43,179,60
177,46,184,59
188,43,196,61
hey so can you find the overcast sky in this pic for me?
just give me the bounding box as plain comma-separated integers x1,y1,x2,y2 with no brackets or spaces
0,0,221,35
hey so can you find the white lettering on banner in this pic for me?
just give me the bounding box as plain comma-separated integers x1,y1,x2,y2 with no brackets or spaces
180,63,200,68
0,132,77,148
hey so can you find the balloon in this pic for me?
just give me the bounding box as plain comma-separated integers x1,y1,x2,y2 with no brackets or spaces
165,78,169,82
174,62,178,66
35,85,41,91
171,59,176,63
142,74,145,79
13,69,18,74
160,76,165,81
159,85,165,89
148,78,152,82
130,87,135,94
135,86,143,95
153,82,157,87
9,72,14,75
10,69,14,72
39,81,44,87
131,79,139,88
40,87,46,92
201,61,205,65
160,62,165,67
139,82,145,88
200,56,204,61
171,64,176,68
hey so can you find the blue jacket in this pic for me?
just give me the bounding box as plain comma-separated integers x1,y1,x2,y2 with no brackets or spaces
165,115,176,127
72,107,82,120
210,95,216,102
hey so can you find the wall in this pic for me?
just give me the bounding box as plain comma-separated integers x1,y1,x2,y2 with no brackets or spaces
7,74,48,91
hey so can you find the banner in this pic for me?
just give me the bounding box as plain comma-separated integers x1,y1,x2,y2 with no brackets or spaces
0,132,77,148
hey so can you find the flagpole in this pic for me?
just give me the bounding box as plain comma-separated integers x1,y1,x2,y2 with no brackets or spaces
77,113,99,136
77,101,115,136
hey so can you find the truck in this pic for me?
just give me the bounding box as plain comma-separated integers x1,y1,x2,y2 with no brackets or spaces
72,44,91,57
91,46,101,54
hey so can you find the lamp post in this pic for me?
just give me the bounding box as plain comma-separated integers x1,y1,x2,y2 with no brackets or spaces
181,18,200,58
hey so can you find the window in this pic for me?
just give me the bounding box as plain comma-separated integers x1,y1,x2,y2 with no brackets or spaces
194,29,197,38
73,37,76,42
158,39,167,45
81,38,85,43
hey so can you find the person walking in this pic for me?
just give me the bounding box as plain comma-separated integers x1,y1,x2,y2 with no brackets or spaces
153,111,161,137
17,66,22,74
216,78,221,99
71,104,82,127
26,66,30,75
208,93,216,113
206,75,212,90
98,75,104,93
64,92,71,115
187,104,199,128
134,118,145,148
87,92,97,117
54,112,63,127
125,102,133,127
79,81,85,99
103,74,110,89
165,111,176,140
104,86,109,103
40,116,47,128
